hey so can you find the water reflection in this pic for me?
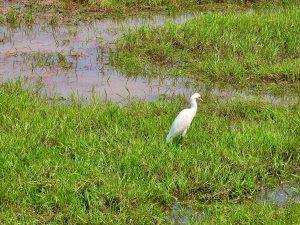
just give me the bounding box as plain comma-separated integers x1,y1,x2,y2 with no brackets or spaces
169,202,206,225
257,183,300,207
0,13,199,102
0,13,298,104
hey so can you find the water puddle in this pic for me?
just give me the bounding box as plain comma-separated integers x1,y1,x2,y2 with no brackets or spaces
168,183,300,224
257,183,300,207
168,202,206,225
0,13,298,104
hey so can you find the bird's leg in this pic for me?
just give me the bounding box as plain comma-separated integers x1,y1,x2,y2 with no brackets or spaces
182,129,188,138
174,136,182,147
178,136,183,148
178,129,187,148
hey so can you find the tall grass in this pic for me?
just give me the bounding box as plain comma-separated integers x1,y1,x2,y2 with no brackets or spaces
0,81,299,223
113,7,300,90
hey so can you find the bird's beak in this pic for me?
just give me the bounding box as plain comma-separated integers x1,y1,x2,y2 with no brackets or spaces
199,97,203,102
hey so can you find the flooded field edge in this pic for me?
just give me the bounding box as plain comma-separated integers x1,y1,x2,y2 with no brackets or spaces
0,13,298,105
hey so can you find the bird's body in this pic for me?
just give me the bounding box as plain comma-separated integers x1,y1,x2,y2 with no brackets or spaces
166,93,202,143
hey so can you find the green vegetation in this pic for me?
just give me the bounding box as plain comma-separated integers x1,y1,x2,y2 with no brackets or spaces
2,0,300,26
0,81,299,224
0,15,5,23
1,5,35,27
1,1,300,224
26,52,74,71
112,7,300,93
31,0,300,12
51,0,197,10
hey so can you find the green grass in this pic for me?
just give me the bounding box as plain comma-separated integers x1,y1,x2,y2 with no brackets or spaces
33,0,300,11
112,7,300,93
0,81,299,224
1,5,35,27
2,0,300,26
25,52,74,71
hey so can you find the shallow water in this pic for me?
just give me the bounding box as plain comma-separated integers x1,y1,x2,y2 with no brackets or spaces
257,183,300,207
0,13,298,104
169,202,206,225
168,183,300,225
0,13,200,102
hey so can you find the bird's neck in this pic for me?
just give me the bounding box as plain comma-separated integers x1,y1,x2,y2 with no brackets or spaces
190,99,198,112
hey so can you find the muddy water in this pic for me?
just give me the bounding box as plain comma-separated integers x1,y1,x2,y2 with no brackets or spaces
168,183,300,225
257,183,300,207
0,13,298,104
0,14,199,102
169,202,206,225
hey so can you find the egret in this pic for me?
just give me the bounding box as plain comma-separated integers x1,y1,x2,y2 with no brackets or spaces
166,93,202,143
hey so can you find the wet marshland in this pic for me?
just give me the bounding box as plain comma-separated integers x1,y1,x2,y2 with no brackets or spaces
1,5,300,224
0,13,297,104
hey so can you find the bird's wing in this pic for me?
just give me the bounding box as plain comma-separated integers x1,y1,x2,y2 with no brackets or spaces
168,109,191,138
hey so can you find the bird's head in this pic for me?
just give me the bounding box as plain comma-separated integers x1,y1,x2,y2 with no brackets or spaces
190,93,202,102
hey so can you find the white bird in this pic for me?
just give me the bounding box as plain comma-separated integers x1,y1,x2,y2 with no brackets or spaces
166,93,202,143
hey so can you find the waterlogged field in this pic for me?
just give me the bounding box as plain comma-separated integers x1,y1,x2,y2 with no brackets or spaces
0,82,299,224
113,7,300,93
1,1,300,224
1,0,299,26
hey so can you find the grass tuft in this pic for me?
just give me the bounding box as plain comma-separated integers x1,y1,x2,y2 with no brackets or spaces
112,7,300,92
